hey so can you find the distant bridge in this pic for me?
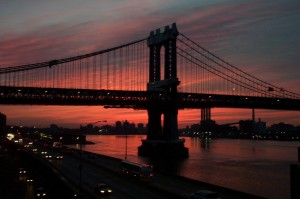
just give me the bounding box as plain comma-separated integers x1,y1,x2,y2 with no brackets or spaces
1,23,299,157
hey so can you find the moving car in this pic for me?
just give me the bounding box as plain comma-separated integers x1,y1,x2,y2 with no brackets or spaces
55,153,63,159
35,186,47,198
19,167,27,175
94,182,112,195
44,154,52,159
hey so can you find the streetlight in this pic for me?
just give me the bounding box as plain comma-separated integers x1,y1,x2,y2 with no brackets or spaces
123,120,128,160
78,120,107,197
79,142,82,197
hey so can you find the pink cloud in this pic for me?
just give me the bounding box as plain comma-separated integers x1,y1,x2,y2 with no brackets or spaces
0,0,299,128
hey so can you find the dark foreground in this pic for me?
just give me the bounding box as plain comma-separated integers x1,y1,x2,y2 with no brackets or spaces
0,137,267,199
0,138,77,199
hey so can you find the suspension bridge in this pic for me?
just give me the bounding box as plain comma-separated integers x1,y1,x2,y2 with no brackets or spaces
1,23,299,157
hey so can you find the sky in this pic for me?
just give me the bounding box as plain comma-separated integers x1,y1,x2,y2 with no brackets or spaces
0,0,300,128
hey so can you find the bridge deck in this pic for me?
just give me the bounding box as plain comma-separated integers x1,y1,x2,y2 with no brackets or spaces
1,86,299,110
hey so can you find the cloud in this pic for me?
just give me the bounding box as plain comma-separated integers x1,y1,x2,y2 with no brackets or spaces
0,0,299,128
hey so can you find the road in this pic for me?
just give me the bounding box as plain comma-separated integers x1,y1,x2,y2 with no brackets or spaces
28,145,182,199
5,138,266,199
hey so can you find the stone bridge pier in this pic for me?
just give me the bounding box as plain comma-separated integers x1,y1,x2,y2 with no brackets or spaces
138,23,188,158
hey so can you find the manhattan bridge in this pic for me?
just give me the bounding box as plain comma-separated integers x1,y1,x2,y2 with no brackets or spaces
1,23,299,157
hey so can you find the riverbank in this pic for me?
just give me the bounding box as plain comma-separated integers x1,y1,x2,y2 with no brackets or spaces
79,135,299,199
75,148,266,199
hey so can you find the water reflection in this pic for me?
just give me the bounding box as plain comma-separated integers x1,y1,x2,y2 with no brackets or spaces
201,138,210,149
147,157,187,175
78,135,299,199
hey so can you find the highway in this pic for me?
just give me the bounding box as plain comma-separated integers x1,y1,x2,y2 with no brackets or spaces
26,145,182,199
10,139,266,199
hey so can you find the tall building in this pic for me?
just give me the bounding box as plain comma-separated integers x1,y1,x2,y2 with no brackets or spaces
256,118,266,134
0,112,7,136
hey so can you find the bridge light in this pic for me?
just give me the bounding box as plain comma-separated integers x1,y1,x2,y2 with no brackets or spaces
245,97,248,100
277,99,280,102
45,90,48,93
78,91,80,94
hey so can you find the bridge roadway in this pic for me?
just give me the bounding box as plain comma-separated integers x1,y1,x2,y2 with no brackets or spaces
26,144,266,199
1,86,299,110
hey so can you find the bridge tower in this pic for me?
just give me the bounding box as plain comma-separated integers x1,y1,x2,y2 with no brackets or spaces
138,23,188,158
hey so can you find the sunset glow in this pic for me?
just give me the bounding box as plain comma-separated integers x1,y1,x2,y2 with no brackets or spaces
0,0,299,128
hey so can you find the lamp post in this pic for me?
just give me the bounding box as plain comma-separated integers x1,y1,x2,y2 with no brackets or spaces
79,120,107,197
79,142,82,197
124,120,128,160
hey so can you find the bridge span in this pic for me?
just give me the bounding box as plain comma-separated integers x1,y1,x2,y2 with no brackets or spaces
0,86,299,110
1,23,299,158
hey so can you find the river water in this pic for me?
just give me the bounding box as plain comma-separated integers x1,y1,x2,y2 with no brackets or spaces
75,135,299,199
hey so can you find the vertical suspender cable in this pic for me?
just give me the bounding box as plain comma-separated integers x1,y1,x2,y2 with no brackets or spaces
93,55,96,89
99,54,102,89
120,48,123,90
139,42,141,91
44,67,47,88
135,43,138,91
56,63,59,88
126,46,129,90
72,60,75,89
79,59,82,89
52,65,55,88
137,43,139,90
107,52,110,90
129,45,131,90
113,49,116,90
136,43,139,90
133,43,135,90
136,42,138,90
138,42,143,91
86,58,89,89
143,41,146,90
